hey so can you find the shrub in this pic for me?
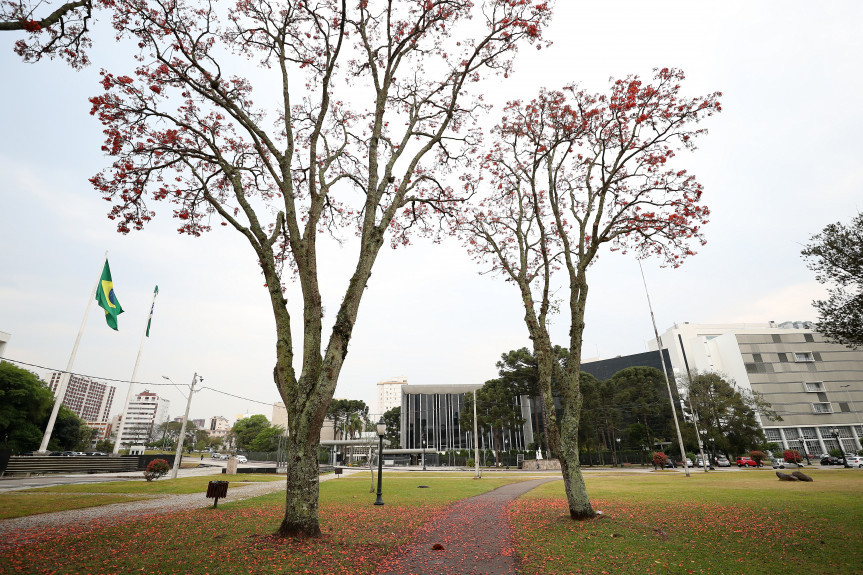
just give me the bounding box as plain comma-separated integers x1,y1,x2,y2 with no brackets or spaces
749,450,766,465
783,450,803,465
652,452,668,468
466,458,475,467
828,448,843,458
143,458,171,481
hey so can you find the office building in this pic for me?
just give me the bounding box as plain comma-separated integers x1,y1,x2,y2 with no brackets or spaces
655,322,863,454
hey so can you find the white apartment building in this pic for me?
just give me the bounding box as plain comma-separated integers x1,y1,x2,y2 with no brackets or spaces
116,390,170,447
653,322,863,455
377,376,407,414
206,416,231,439
48,372,116,438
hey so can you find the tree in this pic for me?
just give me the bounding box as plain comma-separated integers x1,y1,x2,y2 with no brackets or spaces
460,379,525,467
0,0,95,67
249,425,285,452
88,0,550,537
462,69,720,519
685,372,780,457
232,415,271,451
610,367,670,452
381,406,401,449
327,399,369,440
0,361,54,452
802,212,863,349
492,346,568,456
51,406,96,451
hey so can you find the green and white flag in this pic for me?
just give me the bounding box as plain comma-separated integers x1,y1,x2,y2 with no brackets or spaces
95,260,124,330
146,285,159,337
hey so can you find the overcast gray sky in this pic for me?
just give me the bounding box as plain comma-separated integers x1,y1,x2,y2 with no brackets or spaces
1,1,861,423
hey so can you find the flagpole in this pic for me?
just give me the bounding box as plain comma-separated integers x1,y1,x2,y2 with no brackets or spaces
639,261,691,478
38,251,108,453
113,286,159,455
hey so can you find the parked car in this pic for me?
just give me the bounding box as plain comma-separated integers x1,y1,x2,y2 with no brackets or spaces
683,458,694,467
236,455,248,464
715,456,731,467
820,455,843,466
846,456,863,468
736,456,759,467
772,458,787,469
663,459,677,468
695,456,709,468
86,452,108,456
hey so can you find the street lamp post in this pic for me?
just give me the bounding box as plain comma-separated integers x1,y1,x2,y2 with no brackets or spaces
708,437,715,470
374,417,386,506
828,428,851,468
797,438,810,466
616,437,622,467
422,438,426,471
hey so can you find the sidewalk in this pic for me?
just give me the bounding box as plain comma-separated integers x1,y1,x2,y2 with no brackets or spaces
376,477,559,575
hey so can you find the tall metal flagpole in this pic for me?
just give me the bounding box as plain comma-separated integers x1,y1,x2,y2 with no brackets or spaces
38,251,108,453
113,286,159,455
639,261,690,477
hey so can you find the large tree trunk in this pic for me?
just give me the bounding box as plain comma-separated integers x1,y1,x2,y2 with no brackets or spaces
276,430,322,537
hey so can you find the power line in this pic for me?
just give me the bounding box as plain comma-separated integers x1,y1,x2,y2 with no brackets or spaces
1,356,278,408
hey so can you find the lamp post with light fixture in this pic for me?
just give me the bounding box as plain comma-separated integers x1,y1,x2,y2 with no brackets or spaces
374,417,386,506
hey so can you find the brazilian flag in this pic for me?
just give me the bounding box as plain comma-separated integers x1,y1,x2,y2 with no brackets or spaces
96,260,124,330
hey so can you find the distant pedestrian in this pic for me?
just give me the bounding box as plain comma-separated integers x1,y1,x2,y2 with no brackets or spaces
200,454,204,461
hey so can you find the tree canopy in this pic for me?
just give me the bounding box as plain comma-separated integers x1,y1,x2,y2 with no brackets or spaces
684,372,780,457
0,361,54,452
462,69,721,519
802,212,863,348
81,0,552,538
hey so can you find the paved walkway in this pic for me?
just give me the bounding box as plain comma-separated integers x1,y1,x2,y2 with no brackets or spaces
376,477,559,575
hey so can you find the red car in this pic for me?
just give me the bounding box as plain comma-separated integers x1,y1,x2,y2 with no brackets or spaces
736,456,760,467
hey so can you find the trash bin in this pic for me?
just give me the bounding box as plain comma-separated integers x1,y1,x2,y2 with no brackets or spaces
206,480,229,507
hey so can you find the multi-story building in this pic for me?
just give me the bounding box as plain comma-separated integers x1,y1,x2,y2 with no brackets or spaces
48,372,116,438
0,330,10,358
400,383,535,453
654,322,863,454
206,416,231,439
377,376,407,415
116,390,170,447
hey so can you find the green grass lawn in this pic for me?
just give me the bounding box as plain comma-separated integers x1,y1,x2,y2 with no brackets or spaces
2,470,861,574
511,468,863,575
0,474,283,519
0,473,526,574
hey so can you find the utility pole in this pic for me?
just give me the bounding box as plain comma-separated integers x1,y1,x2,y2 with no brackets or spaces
473,387,481,479
170,373,199,480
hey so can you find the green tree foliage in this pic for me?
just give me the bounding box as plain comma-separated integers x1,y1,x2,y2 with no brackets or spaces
154,420,199,451
493,347,568,455
326,399,369,440
610,367,672,451
249,425,285,452
802,212,863,348
50,406,95,451
381,407,401,449
0,362,54,452
685,372,780,457
232,415,271,450
460,380,526,467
